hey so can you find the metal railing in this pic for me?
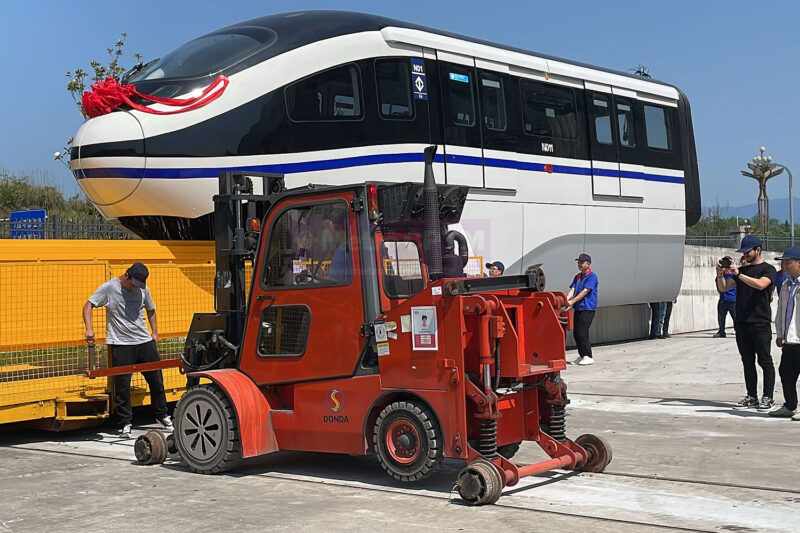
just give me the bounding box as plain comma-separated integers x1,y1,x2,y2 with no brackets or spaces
685,234,793,251
0,217,132,240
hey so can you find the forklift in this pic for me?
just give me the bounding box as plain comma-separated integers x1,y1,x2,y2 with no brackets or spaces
137,146,611,505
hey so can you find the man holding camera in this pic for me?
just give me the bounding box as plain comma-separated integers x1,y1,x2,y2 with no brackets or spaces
771,246,800,420
714,256,737,338
716,235,776,409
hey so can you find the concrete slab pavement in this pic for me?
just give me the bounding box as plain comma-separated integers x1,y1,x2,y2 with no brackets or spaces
1,332,799,533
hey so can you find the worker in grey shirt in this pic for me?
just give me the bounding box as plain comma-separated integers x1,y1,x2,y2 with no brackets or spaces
82,262,171,438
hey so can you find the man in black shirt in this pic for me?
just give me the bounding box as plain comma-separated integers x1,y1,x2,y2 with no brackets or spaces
716,235,776,409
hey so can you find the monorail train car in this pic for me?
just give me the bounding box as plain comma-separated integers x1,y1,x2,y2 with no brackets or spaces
70,11,700,336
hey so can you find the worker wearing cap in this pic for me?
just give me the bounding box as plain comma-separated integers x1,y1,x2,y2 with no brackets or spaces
716,235,776,410
771,246,800,420
82,263,172,438
567,253,598,366
485,261,505,277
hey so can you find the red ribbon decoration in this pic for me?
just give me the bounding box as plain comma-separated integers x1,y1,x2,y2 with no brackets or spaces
81,75,229,118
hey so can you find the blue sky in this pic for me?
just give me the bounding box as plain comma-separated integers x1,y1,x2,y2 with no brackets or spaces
1,1,798,208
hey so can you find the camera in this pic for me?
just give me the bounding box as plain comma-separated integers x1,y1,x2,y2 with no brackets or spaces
718,256,733,269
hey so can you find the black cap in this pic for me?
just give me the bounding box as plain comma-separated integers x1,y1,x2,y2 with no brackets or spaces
485,261,505,273
126,262,149,288
736,235,763,253
575,253,592,263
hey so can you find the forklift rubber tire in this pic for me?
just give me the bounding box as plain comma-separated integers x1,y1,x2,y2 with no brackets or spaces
456,459,505,506
134,430,168,465
373,400,442,482
575,433,613,473
174,384,241,474
497,442,521,460
165,433,178,455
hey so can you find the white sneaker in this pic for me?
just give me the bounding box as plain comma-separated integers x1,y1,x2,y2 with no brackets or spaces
120,424,132,438
577,357,595,366
570,356,584,365
157,416,174,430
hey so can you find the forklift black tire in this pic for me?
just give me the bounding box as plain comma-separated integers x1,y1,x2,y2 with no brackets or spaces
134,430,168,465
373,400,442,482
575,433,613,473
165,433,178,455
174,384,241,474
456,459,505,506
497,442,521,460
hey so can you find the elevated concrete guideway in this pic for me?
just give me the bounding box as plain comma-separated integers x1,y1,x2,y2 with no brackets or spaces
1,333,798,532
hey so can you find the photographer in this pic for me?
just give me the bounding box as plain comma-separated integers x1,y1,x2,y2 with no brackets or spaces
716,235,776,409
714,256,737,338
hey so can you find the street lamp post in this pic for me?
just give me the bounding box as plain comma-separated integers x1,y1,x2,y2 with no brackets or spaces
774,162,794,246
741,147,786,237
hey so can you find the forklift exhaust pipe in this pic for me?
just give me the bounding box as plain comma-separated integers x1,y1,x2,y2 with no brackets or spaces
423,146,443,279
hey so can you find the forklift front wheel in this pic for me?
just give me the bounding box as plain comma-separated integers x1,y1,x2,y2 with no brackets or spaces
456,459,505,506
174,384,241,474
575,433,613,473
373,400,442,482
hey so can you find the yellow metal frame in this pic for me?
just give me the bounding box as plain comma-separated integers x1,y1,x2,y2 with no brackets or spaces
0,239,484,430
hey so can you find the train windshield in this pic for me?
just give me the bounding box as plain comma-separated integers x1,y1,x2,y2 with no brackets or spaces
127,26,277,82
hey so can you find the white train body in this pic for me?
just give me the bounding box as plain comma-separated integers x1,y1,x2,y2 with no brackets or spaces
70,11,700,307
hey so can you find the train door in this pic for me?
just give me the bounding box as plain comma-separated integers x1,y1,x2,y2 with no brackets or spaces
240,192,366,385
585,84,621,196
437,51,484,187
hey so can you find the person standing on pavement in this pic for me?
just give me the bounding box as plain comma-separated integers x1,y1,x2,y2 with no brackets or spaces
82,262,172,438
567,253,598,366
662,299,674,338
648,302,665,339
770,246,800,420
716,235,776,410
714,256,737,338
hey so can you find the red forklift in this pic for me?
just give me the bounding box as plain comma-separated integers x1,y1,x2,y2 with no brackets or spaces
138,146,611,505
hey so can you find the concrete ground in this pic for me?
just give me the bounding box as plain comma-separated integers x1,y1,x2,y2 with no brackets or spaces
2,330,799,533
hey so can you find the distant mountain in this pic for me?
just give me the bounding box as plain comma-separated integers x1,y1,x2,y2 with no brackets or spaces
713,198,800,222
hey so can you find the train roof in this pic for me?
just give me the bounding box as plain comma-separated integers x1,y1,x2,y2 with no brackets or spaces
227,10,680,94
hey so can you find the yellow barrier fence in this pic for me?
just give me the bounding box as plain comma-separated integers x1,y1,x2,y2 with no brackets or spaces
0,240,483,429
0,240,215,428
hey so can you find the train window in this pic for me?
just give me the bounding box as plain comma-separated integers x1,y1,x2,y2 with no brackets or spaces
285,64,362,122
480,73,507,131
376,59,414,120
126,26,277,82
264,202,352,287
616,99,636,148
644,105,671,150
381,241,424,298
521,81,577,139
445,67,475,126
592,96,613,145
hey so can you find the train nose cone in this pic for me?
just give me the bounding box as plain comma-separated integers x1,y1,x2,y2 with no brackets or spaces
70,111,145,207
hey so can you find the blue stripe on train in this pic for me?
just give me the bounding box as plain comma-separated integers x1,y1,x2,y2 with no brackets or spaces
78,152,685,184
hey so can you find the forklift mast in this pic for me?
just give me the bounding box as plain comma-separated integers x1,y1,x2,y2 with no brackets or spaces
213,171,285,344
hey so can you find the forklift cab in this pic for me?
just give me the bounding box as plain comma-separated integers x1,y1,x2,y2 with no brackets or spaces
238,181,469,387
240,188,369,385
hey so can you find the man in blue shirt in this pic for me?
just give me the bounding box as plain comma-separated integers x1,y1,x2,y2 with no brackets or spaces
714,256,737,338
567,253,599,366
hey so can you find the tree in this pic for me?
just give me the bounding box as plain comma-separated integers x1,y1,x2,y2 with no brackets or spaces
0,170,102,220
65,33,142,117
55,34,142,167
